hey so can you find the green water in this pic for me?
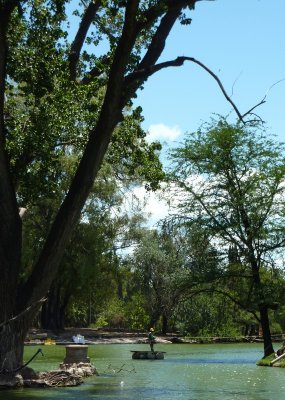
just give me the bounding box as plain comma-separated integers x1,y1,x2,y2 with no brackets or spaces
2,343,285,400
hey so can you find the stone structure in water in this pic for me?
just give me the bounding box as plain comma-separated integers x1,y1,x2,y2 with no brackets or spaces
60,345,97,378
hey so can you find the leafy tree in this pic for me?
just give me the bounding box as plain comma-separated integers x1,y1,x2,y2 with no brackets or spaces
156,221,223,333
169,118,285,356
23,157,150,330
56,205,148,329
118,220,224,334
127,229,186,333
173,292,242,337
1,0,204,379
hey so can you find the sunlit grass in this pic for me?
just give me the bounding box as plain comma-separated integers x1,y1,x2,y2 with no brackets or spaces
256,353,285,368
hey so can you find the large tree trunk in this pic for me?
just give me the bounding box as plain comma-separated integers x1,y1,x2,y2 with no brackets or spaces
0,1,27,382
149,309,161,329
251,260,274,357
0,319,29,375
0,1,194,386
161,313,168,335
41,284,67,331
259,304,274,357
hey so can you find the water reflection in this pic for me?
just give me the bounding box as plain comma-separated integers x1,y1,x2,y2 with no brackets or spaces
3,343,285,400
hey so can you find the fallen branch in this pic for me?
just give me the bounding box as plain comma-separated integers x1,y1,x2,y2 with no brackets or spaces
104,363,136,374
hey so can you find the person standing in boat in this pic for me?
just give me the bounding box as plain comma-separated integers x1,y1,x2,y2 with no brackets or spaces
148,328,156,352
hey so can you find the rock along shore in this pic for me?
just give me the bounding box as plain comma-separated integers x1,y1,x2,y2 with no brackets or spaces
26,328,284,345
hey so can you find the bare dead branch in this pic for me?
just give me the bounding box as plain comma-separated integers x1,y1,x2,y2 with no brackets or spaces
230,71,243,98
241,98,266,120
265,78,285,96
0,296,46,330
127,56,246,121
126,56,282,124
241,78,285,120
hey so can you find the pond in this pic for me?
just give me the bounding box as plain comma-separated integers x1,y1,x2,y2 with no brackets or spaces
3,343,285,400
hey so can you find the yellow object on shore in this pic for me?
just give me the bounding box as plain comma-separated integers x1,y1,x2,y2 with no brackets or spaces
44,338,56,345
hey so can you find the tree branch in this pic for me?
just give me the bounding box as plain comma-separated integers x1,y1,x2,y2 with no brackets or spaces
0,0,23,302
136,0,195,33
176,180,246,251
123,7,184,102
18,0,141,310
213,288,260,322
0,296,46,330
138,8,182,71
69,0,102,80
81,55,110,84
125,56,274,124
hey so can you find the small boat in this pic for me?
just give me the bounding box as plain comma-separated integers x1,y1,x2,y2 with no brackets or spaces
131,350,166,360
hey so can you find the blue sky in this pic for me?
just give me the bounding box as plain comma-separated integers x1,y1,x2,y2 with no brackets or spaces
130,0,285,224
133,0,285,146
68,1,285,224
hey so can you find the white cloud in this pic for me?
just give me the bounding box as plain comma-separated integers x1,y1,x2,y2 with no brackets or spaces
146,123,182,143
124,185,169,227
145,192,169,225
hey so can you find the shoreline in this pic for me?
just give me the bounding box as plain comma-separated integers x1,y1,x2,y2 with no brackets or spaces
25,328,284,346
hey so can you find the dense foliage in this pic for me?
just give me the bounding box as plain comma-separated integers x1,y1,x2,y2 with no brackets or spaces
1,1,211,382
166,119,285,355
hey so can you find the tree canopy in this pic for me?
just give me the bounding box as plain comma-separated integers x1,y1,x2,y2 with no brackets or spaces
0,0,208,380
168,118,285,356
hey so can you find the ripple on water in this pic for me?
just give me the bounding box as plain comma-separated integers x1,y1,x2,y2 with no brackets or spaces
4,343,285,400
